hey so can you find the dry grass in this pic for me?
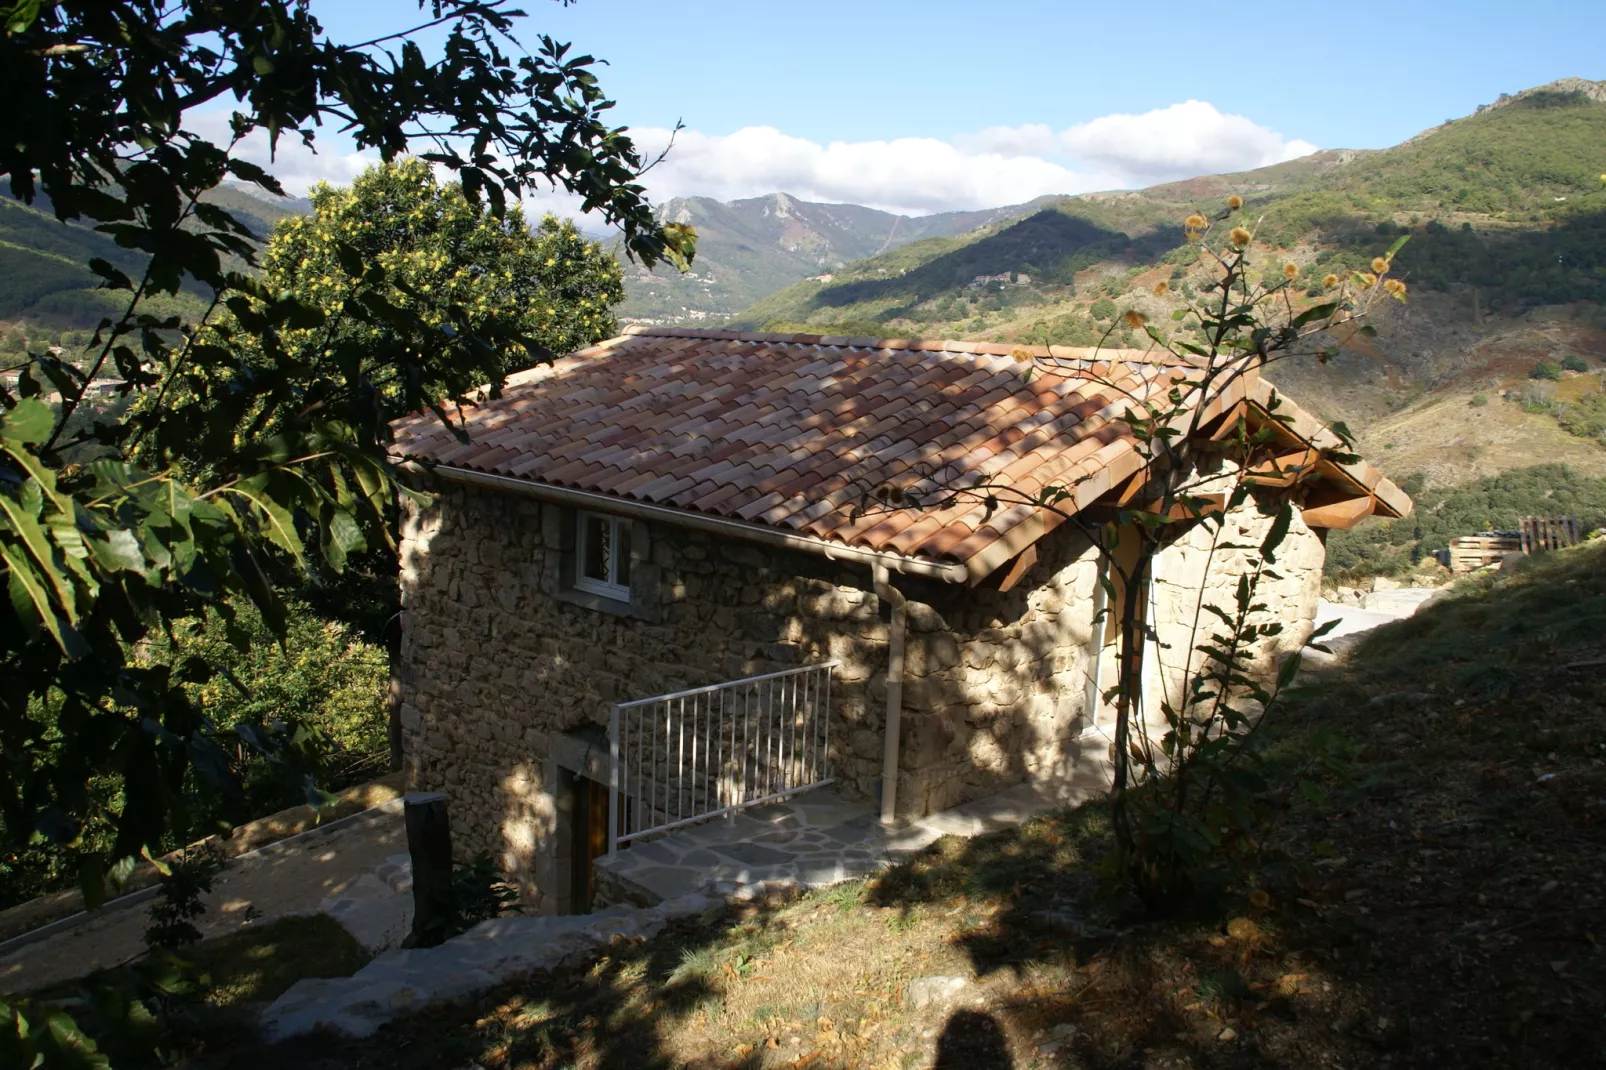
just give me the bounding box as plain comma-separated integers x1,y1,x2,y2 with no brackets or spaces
190,545,1606,1070
1356,387,1606,487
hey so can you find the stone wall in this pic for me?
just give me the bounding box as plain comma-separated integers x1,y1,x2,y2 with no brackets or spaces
1146,481,1326,723
396,473,1322,911
398,481,884,910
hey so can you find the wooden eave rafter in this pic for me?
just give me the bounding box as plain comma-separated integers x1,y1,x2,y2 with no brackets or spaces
1301,494,1375,530
995,544,1039,592
1244,446,1322,488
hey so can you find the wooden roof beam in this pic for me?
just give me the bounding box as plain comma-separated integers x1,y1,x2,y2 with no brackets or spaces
1302,494,1375,530
1244,447,1322,488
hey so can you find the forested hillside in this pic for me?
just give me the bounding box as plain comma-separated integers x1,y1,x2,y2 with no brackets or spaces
731,79,1606,445
0,186,302,364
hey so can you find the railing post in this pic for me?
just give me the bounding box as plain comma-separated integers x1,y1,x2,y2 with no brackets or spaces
606,703,620,858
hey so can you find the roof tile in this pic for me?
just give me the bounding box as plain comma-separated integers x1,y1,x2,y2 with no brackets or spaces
392,328,1404,575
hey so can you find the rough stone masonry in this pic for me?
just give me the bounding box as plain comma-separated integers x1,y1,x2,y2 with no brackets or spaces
396,471,1323,912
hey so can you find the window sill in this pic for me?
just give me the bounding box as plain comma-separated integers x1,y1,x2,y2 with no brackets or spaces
554,585,639,619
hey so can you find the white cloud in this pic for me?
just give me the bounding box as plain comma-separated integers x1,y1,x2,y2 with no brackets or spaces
628,101,1315,216
1055,100,1318,182
624,125,1116,217
187,110,376,198
182,99,1316,221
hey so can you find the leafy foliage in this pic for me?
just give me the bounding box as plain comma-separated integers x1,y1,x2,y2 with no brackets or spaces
1326,463,1606,578
0,593,388,910
0,0,688,945
144,841,225,950
247,159,623,393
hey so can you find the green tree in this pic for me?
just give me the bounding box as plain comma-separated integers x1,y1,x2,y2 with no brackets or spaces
0,0,689,946
1090,296,1118,321
256,160,624,394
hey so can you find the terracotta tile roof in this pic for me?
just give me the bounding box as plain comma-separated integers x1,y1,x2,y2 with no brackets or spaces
391,327,1409,580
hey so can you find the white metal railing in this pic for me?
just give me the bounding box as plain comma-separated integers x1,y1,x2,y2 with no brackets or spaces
606,661,837,851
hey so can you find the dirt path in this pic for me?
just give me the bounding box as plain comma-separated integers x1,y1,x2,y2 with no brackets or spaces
0,807,406,995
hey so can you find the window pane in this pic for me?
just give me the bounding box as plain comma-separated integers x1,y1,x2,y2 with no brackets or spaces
582,515,610,582
615,520,632,587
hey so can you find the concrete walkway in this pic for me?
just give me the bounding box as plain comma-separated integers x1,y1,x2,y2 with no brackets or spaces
0,803,406,995
1315,586,1445,646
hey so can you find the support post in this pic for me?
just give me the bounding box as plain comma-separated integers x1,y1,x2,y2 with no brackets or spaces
606,703,621,857
402,791,453,948
872,563,907,826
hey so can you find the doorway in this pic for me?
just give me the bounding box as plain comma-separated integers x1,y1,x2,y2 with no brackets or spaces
569,774,611,912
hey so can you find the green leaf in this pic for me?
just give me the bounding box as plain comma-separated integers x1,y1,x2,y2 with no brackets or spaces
91,528,145,572
3,543,70,650
0,399,54,444
3,0,45,36
0,492,78,620
1386,234,1411,258
225,480,305,564
1259,502,1292,564
1289,302,1337,330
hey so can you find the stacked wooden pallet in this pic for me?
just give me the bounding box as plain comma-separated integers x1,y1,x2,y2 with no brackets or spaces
1447,516,1581,573
1520,515,1582,554
1448,533,1522,573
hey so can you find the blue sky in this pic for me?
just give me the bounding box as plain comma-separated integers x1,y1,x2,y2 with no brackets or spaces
249,0,1604,215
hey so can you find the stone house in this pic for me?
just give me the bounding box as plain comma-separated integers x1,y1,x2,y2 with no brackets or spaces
391,326,1411,914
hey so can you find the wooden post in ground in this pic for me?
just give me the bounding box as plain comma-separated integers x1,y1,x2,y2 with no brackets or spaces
402,791,453,948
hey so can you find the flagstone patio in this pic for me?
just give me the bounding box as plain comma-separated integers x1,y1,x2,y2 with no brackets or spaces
594,765,1110,907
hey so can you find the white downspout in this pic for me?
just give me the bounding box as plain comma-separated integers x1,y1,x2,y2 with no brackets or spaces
871,563,907,826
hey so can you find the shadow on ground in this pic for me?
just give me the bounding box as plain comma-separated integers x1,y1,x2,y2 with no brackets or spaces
182,543,1606,1069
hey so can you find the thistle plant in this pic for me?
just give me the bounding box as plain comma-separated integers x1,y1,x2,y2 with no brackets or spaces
866,198,1409,910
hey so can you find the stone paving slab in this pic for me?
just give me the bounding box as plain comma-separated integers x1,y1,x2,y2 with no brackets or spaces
320,852,414,951
262,894,721,1041
596,770,1109,907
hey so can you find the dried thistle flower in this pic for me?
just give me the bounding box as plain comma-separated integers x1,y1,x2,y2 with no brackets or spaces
1322,273,1340,289
1227,194,1244,210
1152,281,1170,295
1184,213,1208,233
1229,226,1252,248
1372,256,1390,274
1283,262,1300,280
1124,309,1147,329
1384,278,1408,297
1359,272,1378,287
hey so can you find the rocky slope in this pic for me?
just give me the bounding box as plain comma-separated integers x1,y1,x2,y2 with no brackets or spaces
616,192,1054,325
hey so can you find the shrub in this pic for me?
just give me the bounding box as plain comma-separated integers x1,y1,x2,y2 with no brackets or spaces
1561,354,1589,372
1530,358,1562,380
145,842,226,950
0,598,388,911
1470,392,1489,407
1090,297,1118,321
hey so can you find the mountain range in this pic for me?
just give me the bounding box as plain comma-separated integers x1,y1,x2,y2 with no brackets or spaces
725,77,1606,487
3,78,1604,491
613,193,1057,324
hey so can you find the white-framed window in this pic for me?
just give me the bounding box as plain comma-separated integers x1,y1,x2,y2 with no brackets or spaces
574,511,632,601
